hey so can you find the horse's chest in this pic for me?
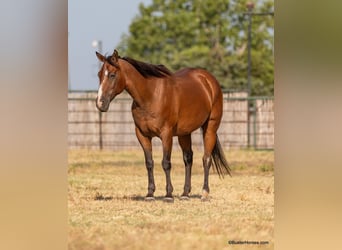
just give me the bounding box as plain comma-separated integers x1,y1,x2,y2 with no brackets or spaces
132,108,161,137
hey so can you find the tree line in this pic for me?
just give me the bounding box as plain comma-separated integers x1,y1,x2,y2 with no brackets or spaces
118,0,274,96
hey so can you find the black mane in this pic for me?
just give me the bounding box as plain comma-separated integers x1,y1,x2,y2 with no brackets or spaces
121,57,172,78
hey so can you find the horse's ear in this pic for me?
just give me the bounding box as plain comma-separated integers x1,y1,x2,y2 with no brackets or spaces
111,49,119,63
96,51,105,62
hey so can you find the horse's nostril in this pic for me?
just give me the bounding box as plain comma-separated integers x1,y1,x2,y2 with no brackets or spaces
97,97,105,104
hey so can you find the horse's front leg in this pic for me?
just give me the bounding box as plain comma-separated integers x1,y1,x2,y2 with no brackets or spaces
160,131,174,202
135,127,155,200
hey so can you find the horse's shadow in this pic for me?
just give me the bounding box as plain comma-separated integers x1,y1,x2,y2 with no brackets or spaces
93,193,202,202
121,194,202,201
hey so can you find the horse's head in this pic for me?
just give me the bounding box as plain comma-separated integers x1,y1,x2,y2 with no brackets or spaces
95,49,126,112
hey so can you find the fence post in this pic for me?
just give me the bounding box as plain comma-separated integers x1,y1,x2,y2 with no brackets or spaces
99,111,103,150
247,98,251,148
253,99,257,149
247,98,258,149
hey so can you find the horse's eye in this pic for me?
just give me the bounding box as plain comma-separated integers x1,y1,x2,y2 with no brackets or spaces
109,73,116,78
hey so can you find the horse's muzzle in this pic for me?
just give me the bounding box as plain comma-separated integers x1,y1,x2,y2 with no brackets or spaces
96,97,109,112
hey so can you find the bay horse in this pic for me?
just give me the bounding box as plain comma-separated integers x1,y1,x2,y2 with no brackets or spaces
95,49,230,201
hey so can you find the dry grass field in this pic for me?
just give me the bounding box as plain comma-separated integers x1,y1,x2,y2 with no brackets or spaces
68,149,274,250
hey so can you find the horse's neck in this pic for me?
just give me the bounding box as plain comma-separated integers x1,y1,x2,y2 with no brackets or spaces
121,60,155,107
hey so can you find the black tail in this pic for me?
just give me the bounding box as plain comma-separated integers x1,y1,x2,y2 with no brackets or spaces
211,136,231,178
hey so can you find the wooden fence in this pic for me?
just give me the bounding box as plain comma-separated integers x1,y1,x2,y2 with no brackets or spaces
68,91,274,150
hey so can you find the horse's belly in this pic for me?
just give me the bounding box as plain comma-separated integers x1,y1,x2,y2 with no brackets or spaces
175,111,209,135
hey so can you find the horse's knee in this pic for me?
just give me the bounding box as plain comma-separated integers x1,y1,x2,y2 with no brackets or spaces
162,159,171,171
145,159,154,169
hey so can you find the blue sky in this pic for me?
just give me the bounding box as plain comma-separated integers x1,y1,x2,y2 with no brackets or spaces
68,0,151,90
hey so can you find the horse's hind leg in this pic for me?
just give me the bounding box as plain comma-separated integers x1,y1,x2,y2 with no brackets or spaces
135,127,155,200
201,119,220,201
178,134,193,199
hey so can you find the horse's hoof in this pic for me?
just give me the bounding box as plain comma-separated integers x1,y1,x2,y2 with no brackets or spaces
180,195,190,201
145,196,155,202
201,196,211,202
163,197,174,203
201,190,210,202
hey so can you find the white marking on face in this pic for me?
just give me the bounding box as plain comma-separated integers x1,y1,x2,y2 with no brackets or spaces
97,84,103,101
99,70,108,95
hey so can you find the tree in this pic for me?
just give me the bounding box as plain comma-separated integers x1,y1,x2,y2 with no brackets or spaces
118,0,274,96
